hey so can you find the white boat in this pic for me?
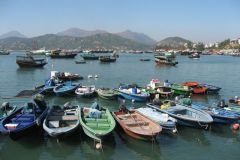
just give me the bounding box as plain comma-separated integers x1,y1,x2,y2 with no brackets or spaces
135,107,177,132
75,85,96,97
30,47,50,55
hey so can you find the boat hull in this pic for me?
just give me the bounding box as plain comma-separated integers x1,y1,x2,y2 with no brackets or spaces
118,92,149,102
16,61,47,68
50,54,77,58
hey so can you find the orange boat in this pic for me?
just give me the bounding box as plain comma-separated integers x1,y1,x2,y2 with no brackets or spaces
192,86,208,94
182,81,199,87
112,110,161,141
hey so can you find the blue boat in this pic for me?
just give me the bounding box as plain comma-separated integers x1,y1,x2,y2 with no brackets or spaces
191,104,240,124
199,84,221,94
39,78,58,95
0,95,48,140
118,85,150,102
53,81,80,96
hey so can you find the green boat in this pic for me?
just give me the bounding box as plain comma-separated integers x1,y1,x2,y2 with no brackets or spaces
170,83,192,95
225,105,240,114
96,88,118,100
79,102,116,143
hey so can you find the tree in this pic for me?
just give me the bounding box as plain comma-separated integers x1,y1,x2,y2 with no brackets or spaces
187,42,193,50
195,42,204,51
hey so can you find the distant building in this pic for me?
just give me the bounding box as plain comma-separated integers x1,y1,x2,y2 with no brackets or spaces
230,38,240,45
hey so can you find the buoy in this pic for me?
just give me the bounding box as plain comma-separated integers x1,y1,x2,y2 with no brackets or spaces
232,123,239,130
95,143,102,150
88,75,93,78
95,75,98,78
172,128,177,133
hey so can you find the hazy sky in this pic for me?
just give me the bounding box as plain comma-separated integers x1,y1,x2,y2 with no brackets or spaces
0,0,239,43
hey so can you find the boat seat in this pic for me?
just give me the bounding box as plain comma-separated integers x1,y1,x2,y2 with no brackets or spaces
124,121,149,126
86,122,110,128
48,115,78,121
85,118,108,123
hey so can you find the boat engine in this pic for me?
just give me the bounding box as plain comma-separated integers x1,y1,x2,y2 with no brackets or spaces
217,99,228,108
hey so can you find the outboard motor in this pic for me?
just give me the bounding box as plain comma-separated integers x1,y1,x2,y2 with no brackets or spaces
33,94,47,110
217,99,227,108
119,100,128,113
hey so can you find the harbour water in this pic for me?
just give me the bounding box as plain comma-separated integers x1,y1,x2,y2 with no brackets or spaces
0,52,240,160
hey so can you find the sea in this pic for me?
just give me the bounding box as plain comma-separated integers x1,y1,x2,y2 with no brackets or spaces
0,52,240,160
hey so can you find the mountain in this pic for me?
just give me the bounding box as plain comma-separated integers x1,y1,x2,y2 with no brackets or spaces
0,31,26,39
57,28,107,37
116,30,156,45
0,33,150,50
156,36,192,49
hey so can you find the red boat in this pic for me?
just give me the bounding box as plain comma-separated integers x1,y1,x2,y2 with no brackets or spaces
192,86,208,94
112,110,161,141
182,81,199,87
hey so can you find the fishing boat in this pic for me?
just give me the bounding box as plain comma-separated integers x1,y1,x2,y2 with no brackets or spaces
39,78,58,95
154,52,178,66
140,59,151,61
96,88,118,100
0,95,48,140
0,102,17,121
0,50,10,55
199,84,221,94
29,47,49,55
43,103,80,138
55,72,83,81
112,110,161,140
53,81,80,96
229,96,240,105
147,101,213,129
75,60,86,64
75,85,96,97
170,83,192,95
49,50,77,58
81,53,99,60
191,104,240,124
16,55,47,68
99,56,116,62
80,102,116,143
118,85,150,102
135,107,177,133
189,53,200,59
182,81,207,94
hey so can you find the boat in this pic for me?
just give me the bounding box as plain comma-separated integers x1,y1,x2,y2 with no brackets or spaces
0,95,48,140
224,105,240,114
135,107,177,133
154,52,178,66
43,103,80,138
112,110,161,140
199,84,221,94
182,82,207,94
39,78,58,95
140,59,151,61
49,50,77,58
229,96,240,105
81,53,99,60
170,83,192,95
79,102,116,142
99,56,116,62
191,104,240,124
117,85,150,102
75,85,96,97
75,60,86,64
96,88,118,100
0,50,10,55
0,102,17,121
189,52,200,59
54,71,83,81
53,81,80,96
29,47,49,55
16,55,47,68
147,101,213,129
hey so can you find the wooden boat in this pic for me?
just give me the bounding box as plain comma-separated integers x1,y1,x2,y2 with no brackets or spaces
200,84,221,94
39,78,58,95
154,52,178,66
96,88,118,100
0,50,10,55
112,110,161,140
118,85,150,102
147,101,213,129
49,50,77,58
182,81,199,87
53,81,80,96
0,95,48,140
16,55,47,68
0,102,17,121
191,104,240,124
56,72,83,81
135,107,177,132
182,82,207,94
170,84,192,95
81,53,99,60
75,85,96,97
43,104,80,138
80,102,116,142
99,56,116,62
